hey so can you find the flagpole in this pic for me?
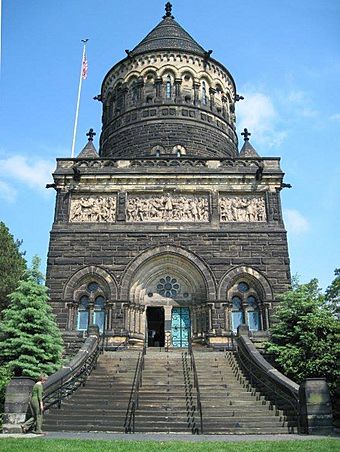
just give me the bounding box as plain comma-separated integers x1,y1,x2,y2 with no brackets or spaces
71,39,88,158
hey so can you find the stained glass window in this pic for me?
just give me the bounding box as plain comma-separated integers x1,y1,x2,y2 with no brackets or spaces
157,276,180,298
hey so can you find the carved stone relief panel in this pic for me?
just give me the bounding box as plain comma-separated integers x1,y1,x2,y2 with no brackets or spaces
69,195,116,223
219,196,266,222
126,194,209,222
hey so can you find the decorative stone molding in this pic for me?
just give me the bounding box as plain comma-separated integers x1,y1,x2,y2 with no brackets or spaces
219,196,266,222
74,159,118,168
130,159,207,167
126,194,209,222
69,195,116,223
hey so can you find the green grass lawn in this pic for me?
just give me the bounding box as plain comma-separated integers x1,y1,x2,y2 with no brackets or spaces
0,439,338,452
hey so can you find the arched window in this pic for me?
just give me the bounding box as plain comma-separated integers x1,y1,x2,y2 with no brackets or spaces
77,295,89,331
76,281,106,334
172,145,187,156
93,296,105,333
247,295,261,331
201,81,207,105
166,75,172,99
228,280,263,332
231,296,244,332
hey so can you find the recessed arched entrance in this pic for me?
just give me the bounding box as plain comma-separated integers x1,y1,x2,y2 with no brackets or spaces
125,249,212,347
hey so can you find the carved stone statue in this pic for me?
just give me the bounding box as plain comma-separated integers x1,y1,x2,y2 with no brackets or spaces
219,196,266,222
70,196,116,223
127,194,209,222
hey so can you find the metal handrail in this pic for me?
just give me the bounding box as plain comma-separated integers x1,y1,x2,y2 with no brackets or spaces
124,343,146,433
235,340,301,433
43,333,104,411
182,352,197,433
187,339,203,434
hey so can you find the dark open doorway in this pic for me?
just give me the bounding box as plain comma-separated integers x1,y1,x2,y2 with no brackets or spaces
146,307,165,347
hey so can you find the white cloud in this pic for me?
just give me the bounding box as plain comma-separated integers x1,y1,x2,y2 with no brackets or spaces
236,92,287,148
0,155,55,191
0,180,17,202
285,89,306,104
283,89,320,120
330,113,340,121
283,209,310,235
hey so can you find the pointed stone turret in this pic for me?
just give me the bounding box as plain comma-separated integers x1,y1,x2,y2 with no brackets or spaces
76,129,99,158
239,128,260,157
130,3,205,57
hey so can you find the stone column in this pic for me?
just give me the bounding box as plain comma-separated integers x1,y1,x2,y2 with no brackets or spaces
2,377,36,433
223,303,229,332
106,302,113,331
299,379,333,434
174,78,182,102
264,303,270,330
192,306,197,336
155,77,163,99
209,87,216,110
136,77,144,102
207,303,214,333
164,306,172,348
193,81,200,105
123,304,129,331
67,302,74,330
222,95,228,119
121,85,128,112
88,301,94,329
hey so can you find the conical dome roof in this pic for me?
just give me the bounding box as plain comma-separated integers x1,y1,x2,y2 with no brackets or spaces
130,15,206,57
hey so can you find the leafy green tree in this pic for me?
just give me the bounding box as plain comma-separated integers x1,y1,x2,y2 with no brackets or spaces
0,221,26,314
265,278,340,393
0,256,63,378
325,268,340,317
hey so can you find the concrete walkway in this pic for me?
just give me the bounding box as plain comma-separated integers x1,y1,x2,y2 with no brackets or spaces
1,432,339,442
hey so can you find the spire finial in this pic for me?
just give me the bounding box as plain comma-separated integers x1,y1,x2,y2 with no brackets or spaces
241,128,251,142
86,128,96,142
163,2,174,19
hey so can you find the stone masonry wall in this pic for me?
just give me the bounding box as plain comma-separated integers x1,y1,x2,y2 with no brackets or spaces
46,229,290,330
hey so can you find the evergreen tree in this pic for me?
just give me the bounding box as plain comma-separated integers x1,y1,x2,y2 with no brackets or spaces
0,221,26,314
325,268,340,318
0,256,63,378
265,278,340,394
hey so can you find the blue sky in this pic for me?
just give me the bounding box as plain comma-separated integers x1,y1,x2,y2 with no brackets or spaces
0,0,339,290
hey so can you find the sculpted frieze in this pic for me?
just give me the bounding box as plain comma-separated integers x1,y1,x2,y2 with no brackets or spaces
69,196,116,223
219,196,266,222
127,194,209,222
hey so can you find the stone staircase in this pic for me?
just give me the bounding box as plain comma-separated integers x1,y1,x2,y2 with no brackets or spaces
195,351,294,434
43,348,296,434
133,349,197,433
44,350,139,432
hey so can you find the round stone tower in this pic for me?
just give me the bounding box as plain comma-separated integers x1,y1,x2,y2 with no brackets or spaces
99,4,238,159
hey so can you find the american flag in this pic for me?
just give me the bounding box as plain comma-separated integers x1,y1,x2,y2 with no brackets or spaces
82,53,88,80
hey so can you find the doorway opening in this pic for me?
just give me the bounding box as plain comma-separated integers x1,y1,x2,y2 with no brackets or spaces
146,307,165,347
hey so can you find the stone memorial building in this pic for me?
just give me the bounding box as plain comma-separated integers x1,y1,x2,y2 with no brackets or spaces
46,3,291,352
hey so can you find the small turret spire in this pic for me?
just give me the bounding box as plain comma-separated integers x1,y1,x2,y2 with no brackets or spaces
163,2,174,19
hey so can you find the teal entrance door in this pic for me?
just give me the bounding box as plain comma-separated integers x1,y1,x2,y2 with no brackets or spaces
171,307,190,347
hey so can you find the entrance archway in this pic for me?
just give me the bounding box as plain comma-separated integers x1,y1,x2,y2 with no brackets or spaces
125,250,213,345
